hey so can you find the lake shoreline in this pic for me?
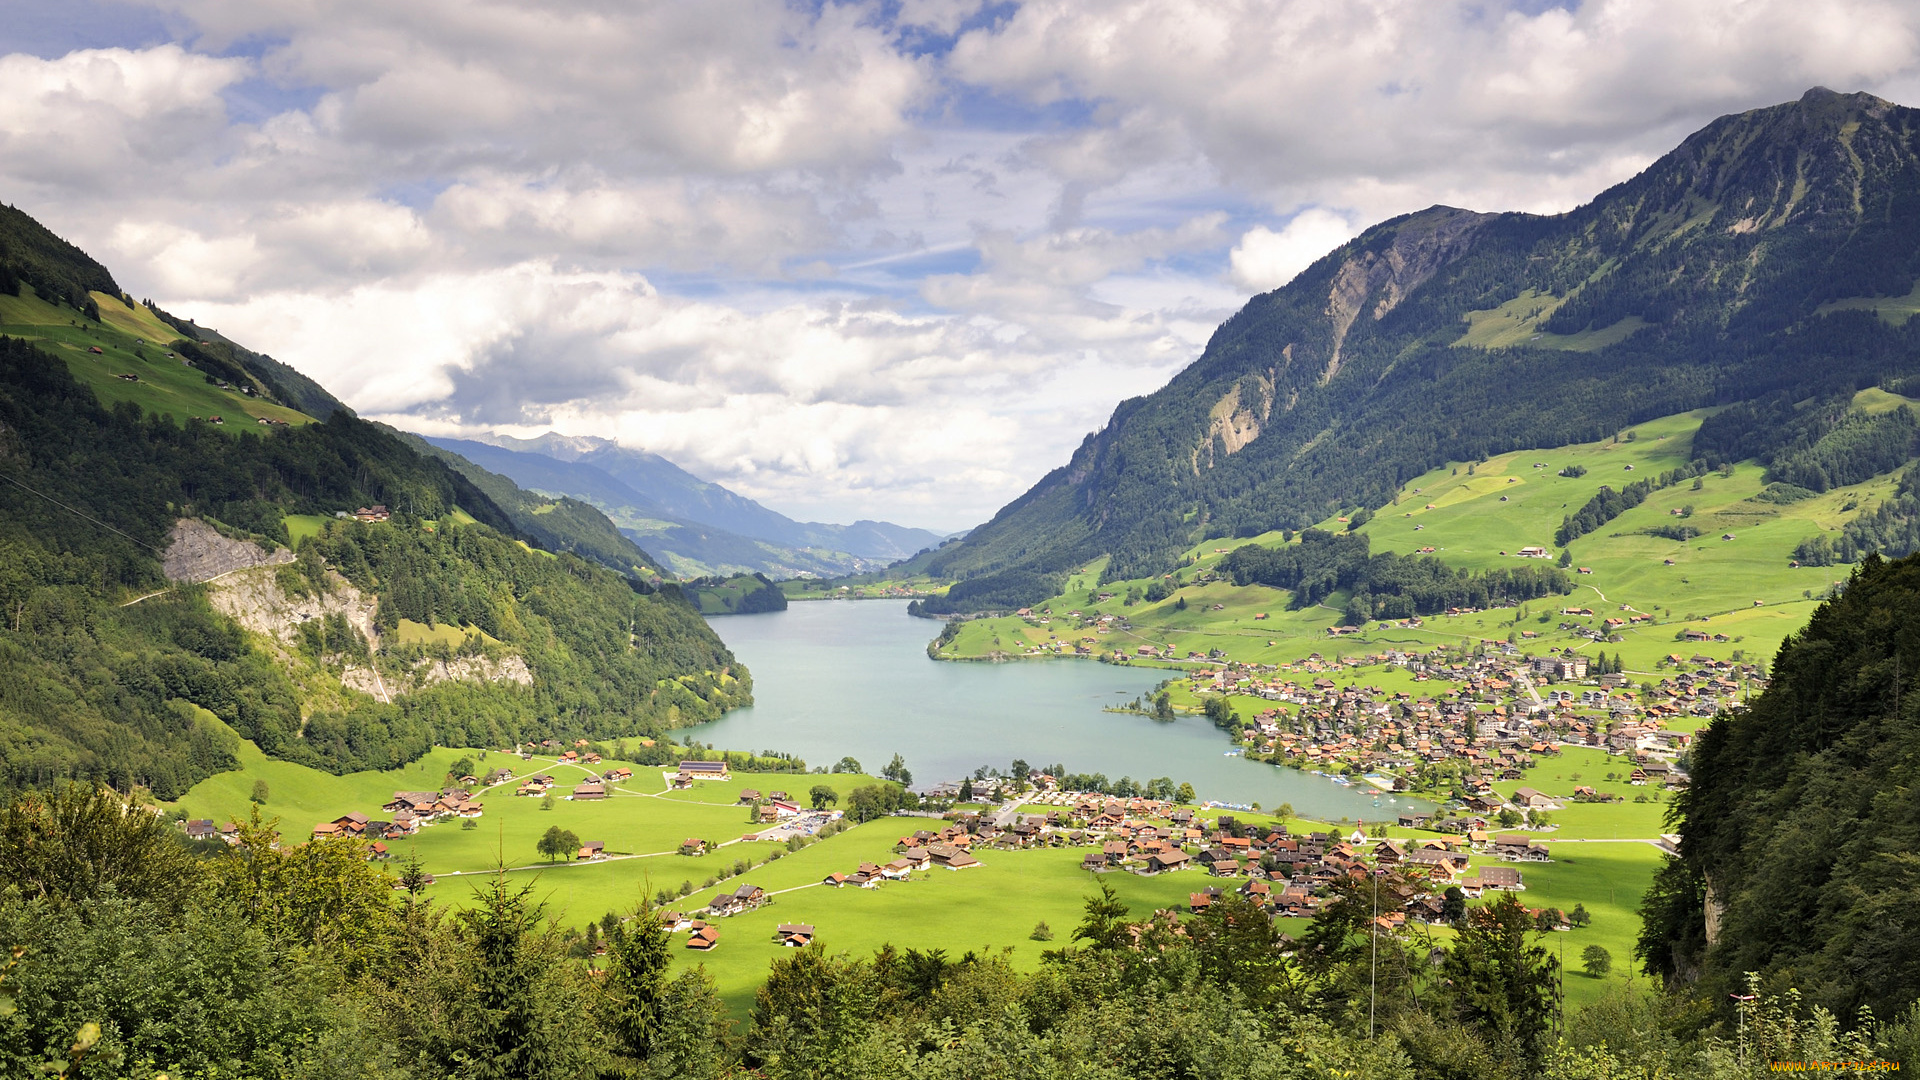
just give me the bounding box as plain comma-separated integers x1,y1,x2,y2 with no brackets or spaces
694,600,1419,819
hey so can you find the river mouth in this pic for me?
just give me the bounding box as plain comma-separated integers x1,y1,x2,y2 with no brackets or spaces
692,600,1418,822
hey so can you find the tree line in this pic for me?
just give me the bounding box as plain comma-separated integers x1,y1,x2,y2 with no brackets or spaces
1221,529,1572,624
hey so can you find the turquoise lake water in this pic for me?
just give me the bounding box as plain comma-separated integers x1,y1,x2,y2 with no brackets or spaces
693,600,1413,822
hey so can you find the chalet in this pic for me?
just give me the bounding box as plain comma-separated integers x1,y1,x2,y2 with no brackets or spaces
686,924,718,950
1146,848,1192,874
897,848,932,872
384,791,439,816
1275,889,1315,916
368,842,390,860
1509,787,1555,810
184,819,218,841
1494,834,1534,858
709,883,766,914
823,872,849,887
678,760,730,780
1189,888,1220,912
680,837,708,856
927,844,981,870
738,788,763,803
1479,866,1524,890
1406,848,1470,872
578,841,606,861
776,923,816,947
1081,852,1106,872
571,782,606,801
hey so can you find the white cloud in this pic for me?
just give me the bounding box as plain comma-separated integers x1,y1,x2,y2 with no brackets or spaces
6,2,1920,529
1229,210,1358,292
952,0,1920,219
178,260,1192,524
0,45,247,194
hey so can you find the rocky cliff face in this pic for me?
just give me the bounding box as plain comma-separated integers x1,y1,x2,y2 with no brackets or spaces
206,562,532,702
162,519,294,583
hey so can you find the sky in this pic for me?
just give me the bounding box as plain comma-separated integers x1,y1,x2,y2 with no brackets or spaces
4,1,1920,531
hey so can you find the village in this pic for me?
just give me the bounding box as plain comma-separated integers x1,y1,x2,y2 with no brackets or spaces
651,780,1588,955
1174,640,1756,799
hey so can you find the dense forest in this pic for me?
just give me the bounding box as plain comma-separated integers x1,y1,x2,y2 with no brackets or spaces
1221,529,1573,624
5,784,1915,1080
1639,550,1920,1022
911,90,1920,605
0,335,743,797
0,201,119,311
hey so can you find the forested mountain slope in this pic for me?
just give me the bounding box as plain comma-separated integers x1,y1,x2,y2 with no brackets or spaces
0,208,747,799
918,88,1920,610
1639,549,1920,1022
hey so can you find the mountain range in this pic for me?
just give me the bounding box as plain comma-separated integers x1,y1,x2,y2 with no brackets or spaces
912,87,1920,612
427,432,949,579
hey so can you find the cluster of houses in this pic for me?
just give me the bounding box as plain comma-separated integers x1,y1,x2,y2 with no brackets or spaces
512,764,631,801
288,787,489,853
823,829,984,889
1169,644,1737,796
975,790,1546,928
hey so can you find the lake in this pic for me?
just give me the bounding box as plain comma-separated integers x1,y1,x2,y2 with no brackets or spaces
693,600,1415,822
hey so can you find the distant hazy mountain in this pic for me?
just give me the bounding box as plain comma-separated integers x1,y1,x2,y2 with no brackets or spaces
425,435,947,579
481,432,946,559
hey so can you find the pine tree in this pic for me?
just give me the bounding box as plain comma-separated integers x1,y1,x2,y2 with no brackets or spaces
603,904,671,1065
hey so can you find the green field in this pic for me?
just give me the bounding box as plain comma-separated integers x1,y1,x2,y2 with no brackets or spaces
936,399,1894,674
391,617,500,647
0,285,313,428
164,730,1668,1018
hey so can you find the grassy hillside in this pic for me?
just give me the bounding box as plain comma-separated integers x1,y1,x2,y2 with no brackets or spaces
0,204,751,797
932,397,1905,674
0,284,313,427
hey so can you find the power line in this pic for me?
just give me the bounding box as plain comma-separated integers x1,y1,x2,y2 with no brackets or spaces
0,470,164,554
